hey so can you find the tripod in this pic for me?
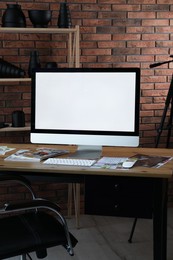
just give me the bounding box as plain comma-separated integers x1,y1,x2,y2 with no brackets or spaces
148,57,173,147
128,58,173,243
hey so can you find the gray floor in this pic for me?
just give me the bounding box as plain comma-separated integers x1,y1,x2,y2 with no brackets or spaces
8,208,173,260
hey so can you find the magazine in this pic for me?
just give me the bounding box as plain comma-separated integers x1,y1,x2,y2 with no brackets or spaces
130,154,173,168
0,146,15,155
4,148,69,162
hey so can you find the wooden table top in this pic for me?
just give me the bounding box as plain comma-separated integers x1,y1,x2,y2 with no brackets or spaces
0,143,173,179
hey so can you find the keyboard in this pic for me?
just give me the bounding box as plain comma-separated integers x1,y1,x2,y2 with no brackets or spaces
43,158,96,167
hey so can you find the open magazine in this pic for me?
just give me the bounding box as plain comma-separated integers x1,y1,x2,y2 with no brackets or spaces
4,148,69,162
130,154,173,168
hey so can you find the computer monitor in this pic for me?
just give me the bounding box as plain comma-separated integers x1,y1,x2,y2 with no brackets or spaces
31,67,140,159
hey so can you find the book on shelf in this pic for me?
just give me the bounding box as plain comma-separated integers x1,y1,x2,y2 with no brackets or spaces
4,148,69,162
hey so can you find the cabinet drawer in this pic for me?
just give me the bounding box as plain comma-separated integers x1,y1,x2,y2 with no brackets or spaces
85,175,153,218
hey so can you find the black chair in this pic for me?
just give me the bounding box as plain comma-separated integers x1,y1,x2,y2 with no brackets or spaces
0,174,78,259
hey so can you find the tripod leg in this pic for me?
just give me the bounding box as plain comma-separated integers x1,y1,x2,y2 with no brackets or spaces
155,106,169,148
128,218,138,243
155,76,173,148
166,99,173,147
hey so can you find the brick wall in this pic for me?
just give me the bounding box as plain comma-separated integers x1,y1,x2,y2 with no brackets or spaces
0,0,173,147
1,0,173,209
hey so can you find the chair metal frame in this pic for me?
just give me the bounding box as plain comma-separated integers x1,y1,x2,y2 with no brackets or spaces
0,174,76,259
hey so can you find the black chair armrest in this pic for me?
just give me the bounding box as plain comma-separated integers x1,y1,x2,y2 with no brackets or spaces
2,198,65,230
0,174,36,199
0,174,76,256
0,174,31,186
3,198,61,213
2,198,75,256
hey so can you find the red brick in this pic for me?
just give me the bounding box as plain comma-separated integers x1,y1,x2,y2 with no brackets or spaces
128,0,156,3
142,34,169,40
98,0,126,3
113,34,141,41
83,34,111,41
142,48,169,55
142,89,168,96
127,41,155,48
82,49,111,55
81,56,97,62
82,4,111,11
127,27,154,33
98,42,126,48
128,12,155,19
112,4,141,11
158,11,173,18
142,19,169,26
83,19,111,26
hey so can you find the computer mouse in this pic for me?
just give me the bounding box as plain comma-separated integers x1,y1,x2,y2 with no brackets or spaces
122,160,137,169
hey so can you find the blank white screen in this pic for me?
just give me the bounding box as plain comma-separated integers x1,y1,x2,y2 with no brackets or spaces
35,72,136,132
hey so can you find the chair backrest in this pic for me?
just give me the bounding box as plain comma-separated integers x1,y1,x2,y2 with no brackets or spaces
0,174,78,259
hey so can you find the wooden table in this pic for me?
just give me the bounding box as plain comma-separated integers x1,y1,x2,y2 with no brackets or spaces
0,143,173,260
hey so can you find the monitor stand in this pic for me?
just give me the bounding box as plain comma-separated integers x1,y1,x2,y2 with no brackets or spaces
69,145,102,160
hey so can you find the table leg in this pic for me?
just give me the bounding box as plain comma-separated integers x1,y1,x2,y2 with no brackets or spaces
67,183,73,217
153,178,168,260
67,183,80,228
73,183,80,228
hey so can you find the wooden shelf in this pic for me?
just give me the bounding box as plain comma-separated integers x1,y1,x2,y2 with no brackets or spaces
0,78,31,82
0,26,80,133
0,124,30,132
0,25,80,72
0,26,79,34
